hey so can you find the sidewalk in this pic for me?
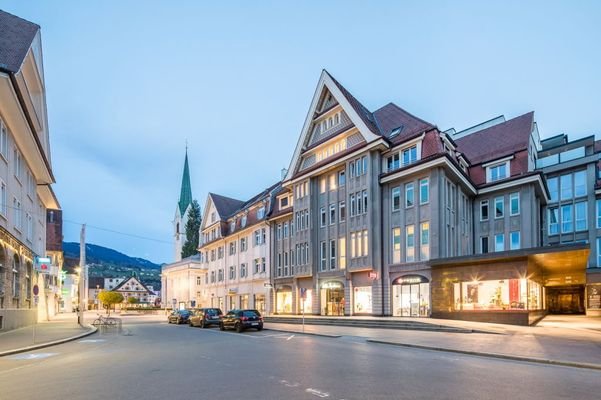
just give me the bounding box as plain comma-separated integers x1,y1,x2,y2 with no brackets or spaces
0,313,96,356
265,315,601,370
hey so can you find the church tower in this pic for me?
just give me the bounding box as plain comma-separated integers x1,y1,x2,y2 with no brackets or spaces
174,149,193,261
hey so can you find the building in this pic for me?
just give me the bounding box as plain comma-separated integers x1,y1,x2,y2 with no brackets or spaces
199,184,279,314
161,254,206,309
42,208,63,319
266,70,598,324
111,275,156,305
0,11,60,331
173,150,195,262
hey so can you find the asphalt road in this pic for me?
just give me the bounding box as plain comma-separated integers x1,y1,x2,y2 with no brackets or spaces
0,320,599,400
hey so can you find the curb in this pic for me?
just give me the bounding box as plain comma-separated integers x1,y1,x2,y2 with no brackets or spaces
0,324,98,357
265,327,341,338
366,339,601,371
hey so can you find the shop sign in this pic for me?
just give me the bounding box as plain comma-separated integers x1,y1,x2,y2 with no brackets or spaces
368,271,377,280
34,256,52,274
588,285,601,310
393,275,429,285
321,281,343,290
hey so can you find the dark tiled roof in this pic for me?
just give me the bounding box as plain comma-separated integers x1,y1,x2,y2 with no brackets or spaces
209,193,245,219
455,112,534,165
88,277,104,290
373,103,435,145
0,10,39,73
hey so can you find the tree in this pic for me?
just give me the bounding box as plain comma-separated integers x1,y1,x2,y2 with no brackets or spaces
97,291,124,316
182,199,202,258
127,297,139,306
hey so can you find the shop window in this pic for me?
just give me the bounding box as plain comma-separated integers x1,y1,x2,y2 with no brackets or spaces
354,287,372,314
453,279,541,311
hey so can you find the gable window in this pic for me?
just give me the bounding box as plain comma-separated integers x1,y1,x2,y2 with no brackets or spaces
230,221,236,233
510,193,520,216
392,187,401,211
419,178,429,204
480,200,489,221
211,212,216,223
402,146,417,166
487,161,508,182
494,197,504,218
405,183,414,208
241,215,247,227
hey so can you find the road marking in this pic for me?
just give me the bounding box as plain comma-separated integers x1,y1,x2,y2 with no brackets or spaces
78,339,106,343
8,352,58,360
286,335,295,341
280,380,299,387
306,388,330,398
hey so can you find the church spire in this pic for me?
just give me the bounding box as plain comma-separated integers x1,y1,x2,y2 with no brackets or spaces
178,148,192,215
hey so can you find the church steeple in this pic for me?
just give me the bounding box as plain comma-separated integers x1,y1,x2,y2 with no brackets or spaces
178,149,192,216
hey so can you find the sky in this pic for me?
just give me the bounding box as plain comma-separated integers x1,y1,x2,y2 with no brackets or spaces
1,1,600,264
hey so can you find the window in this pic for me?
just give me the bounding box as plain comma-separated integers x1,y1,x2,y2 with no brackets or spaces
597,238,601,267
240,263,247,278
392,187,401,211
350,194,356,216
210,249,215,261
262,229,266,245
349,161,355,178
283,222,289,238
494,197,504,218
218,247,224,259
510,193,520,216
230,221,236,233
330,240,336,269
488,162,508,182
363,190,368,214
548,207,559,235
254,259,260,274
229,242,236,255
320,177,326,193
241,215,247,227
362,156,368,175
329,173,337,191
229,266,236,280
561,204,573,233
574,170,587,197
14,149,22,181
0,181,6,216
320,207,326,227
356,192,363,214
406,225,415,262
339,201,346,222
495,234,504,252
338,170,346,186
26,213,32,241
218,269,224,282
510,231,520,250
26,171,34,199
597,199,601,229
402,146,417,166
387,153,400,171
419,178,429,204
240,237,247,252
481,237,489,254
210,271,216,283
329,204,336,225
575,201,587,231
13,198,21,230
547,177,558,202
560,174,573,200
351,232,356,258
339,237,346,269
284,252,289,275
392,228,401,263
363,229,368,256
254,230,261,246
0,119,8,159
420,222,429,260
356,231,363,257
405,183,414,208
480,200,489,221
257,207,265,219
320,241,326,271
211,212,216,223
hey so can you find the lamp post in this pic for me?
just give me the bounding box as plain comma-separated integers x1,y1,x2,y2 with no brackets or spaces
74,266,82,325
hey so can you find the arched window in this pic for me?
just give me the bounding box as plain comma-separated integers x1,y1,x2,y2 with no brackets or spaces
334,113,340,125
328,117,333,127
12,254,20,299
176,222,180,234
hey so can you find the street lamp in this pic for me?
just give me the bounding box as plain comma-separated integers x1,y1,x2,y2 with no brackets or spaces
74,266,83,325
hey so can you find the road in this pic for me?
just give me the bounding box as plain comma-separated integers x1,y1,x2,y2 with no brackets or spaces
0,319,599,400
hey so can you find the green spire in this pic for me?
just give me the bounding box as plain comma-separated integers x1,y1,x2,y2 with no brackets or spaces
178,149,192,215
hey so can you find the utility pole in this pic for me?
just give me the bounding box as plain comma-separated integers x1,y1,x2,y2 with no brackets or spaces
78,224,86,325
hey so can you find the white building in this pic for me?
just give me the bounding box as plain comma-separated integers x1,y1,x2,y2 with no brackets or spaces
161,255,206,309
0,10,60,331
199,184,279,314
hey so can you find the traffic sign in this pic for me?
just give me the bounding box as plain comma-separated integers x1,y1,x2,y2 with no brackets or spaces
300,287,307,300
33,284,39,296
34,295,39,305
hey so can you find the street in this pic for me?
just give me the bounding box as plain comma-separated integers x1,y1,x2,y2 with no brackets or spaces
1,319,599,400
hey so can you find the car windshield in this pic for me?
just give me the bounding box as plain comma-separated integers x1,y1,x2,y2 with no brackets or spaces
205,309,219,315
243,310,259,317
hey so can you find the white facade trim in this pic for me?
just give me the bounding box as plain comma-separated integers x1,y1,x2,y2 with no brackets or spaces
482,154,514,168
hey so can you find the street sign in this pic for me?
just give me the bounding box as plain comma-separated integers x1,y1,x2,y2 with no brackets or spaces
33,284,39,296
34,256,52,274
300,287,307,300
368,271,378,280
34,295,39,305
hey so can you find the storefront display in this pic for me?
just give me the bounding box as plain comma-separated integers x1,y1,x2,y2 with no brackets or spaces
353,286,372,314
453,278,542,311
321,281,344,316
276,289,292,314
300,289,312,314
392,275,430,317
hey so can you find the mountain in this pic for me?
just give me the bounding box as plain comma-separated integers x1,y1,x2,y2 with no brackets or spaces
63,242,162,290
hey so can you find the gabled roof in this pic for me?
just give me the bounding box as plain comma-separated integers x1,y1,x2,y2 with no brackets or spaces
209,193,245,219
373,102,435,145
112,276,154,295
178,150,193,215
0,10,39,73
455,112,535,165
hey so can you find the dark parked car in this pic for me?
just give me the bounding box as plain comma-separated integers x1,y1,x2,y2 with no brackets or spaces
168,309,192,324
220,309,263,333
189,308,223,328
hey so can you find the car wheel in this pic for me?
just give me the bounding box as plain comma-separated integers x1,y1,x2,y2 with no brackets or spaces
200,320,205,329
219,323,225,331
189,321,193,327
235,322,243,333
257,325,263,331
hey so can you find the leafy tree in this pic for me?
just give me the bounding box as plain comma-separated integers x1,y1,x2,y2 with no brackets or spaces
98,291,124,316
182,199,202,258
127,297,139,305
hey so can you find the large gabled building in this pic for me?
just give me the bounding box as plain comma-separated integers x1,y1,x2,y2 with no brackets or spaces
0,10,60,331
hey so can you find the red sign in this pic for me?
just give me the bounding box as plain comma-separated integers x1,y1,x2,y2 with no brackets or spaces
368,271,377,280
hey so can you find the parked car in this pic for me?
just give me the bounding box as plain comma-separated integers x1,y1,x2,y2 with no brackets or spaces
220,309,263,333
168,309,192,324
189,308,223,328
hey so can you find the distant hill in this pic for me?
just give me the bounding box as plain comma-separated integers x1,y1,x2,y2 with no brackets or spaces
63,242,162,290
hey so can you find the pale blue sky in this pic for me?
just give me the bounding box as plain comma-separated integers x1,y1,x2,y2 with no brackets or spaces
2,1,600,263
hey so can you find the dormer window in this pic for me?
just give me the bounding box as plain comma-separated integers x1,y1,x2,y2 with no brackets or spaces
241,215,247,227
387,153,400,171
257,207,265,219
230,221,236,233
485,158,511,183
402,146,417,166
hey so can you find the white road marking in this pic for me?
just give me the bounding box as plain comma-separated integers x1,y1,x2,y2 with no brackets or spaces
280,379,299,387
286,335,295,341
8,353,58,360
78,339,106,343
306,388,330,398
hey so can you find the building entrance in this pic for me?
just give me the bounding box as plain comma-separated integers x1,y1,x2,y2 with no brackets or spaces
392,275,430,317
547,285,585,314
320,281,344,316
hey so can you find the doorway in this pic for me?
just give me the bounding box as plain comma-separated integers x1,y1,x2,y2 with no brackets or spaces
547,286,585,314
